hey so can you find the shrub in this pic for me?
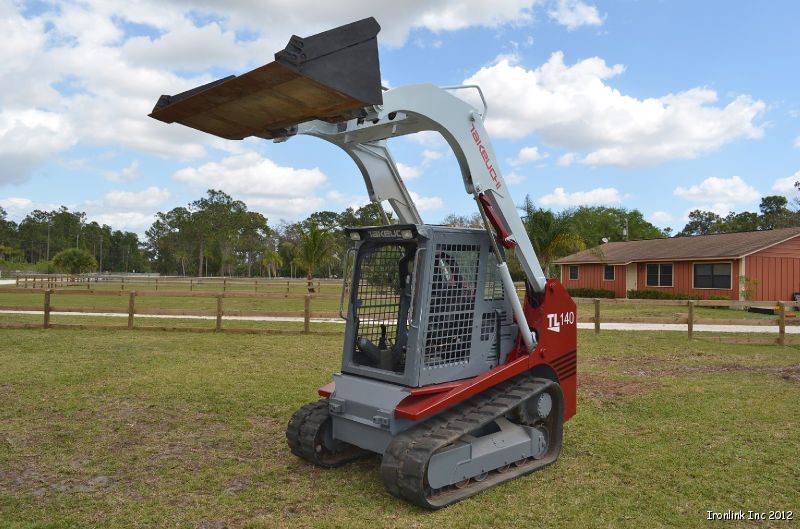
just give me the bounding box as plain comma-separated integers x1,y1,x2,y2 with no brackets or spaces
567,287,615,298
627,289,705,300
52,248,97,274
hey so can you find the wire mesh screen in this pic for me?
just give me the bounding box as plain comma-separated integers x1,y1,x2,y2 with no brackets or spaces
483,254,504,301
352,243,414,372
423,244,480,369
480,312,496,341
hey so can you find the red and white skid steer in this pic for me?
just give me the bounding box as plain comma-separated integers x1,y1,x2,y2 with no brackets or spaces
150,17,577,508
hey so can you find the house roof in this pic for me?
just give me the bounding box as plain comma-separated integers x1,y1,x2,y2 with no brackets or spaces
555,227,800,265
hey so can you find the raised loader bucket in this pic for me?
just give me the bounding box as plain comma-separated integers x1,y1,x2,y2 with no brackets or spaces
149,17,382,140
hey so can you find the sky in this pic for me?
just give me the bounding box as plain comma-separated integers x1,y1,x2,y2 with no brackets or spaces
1,0,799,236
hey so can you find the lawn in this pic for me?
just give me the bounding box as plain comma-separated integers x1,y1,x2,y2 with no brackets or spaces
1,328,798,528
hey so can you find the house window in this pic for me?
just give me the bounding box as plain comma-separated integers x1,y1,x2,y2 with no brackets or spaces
694,263,731,289
568,265,579,280
603,265,615,281
646,263,673,287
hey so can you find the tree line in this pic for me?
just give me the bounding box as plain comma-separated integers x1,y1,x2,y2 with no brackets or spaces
1,186,798,278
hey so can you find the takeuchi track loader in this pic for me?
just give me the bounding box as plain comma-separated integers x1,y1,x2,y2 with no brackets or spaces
149,17,577,508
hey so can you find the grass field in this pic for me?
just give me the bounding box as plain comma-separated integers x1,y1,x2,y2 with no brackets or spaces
1,328,798,528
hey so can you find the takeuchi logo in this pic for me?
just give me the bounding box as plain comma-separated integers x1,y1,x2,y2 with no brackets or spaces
470,123,501,190
368,229,403,238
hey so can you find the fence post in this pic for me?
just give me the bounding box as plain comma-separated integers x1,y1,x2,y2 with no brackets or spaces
189,279,193,292
687,301,695,340
254,279,258,293
121,277,125,291
286,281,290,298
216,294,223,332
304,294,311,334
43,289,51,329
223,278,227,292
155,278,158,291
127,291,136,330
778,301,786,346
593,298,601,334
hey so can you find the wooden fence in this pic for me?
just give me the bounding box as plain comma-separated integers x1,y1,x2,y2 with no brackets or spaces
1,288,799,345
0,287,343,336
573,297,800,345
14,274,338,294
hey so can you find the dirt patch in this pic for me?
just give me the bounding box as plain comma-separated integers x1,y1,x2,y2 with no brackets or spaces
773,365,800,384
622,362,800,385
578,373,655,402
622,362,749,378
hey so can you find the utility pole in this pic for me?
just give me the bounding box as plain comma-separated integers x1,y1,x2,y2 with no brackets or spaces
46,222,51,261
99,236,103,272
623,216,629,241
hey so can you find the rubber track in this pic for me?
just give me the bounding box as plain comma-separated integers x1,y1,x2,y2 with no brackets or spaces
286,400,368,467
380,374,562,509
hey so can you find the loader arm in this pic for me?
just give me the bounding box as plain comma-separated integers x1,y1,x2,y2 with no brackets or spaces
148,17,545,350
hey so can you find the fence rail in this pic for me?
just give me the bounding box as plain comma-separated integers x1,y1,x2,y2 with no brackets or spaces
13,274,338,294
572,297,800,345
1,288,799,344
0,287,341,336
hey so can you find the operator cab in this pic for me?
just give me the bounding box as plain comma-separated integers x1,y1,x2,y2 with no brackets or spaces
341,224,519,388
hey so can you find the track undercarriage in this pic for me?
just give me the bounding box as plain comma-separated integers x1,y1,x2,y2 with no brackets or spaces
287,374,563,509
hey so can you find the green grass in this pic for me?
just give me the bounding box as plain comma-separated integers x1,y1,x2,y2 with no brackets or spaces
1,328,798,528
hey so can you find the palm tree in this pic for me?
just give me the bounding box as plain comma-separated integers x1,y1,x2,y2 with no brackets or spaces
520,195,586,276
288,222,337,292
262,249,283,278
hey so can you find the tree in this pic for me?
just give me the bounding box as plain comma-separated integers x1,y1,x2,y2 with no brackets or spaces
678,210,724,236
262,249,283,278
52,248,97,274
519,196,586,276
288,222,337,292
571,206,665,245
441,213,483,228
759,195,796,229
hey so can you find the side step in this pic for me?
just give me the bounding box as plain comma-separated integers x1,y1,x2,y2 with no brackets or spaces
149,17,383,140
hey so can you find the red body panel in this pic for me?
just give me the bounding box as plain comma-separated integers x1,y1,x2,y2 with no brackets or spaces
319,279,578,423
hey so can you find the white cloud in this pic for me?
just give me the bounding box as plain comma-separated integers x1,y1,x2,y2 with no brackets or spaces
650,211,673,224
0,109,76,184
464,53,766,167
103,186,171,210
88,211,156,232
772,171,800,194
104,160,141,182
422,149,444,162
0,197,34,218
794,136,800,149
396,162,422,180
409,191,444,210
508,146,547,166
539,186,622,206
557,152,577,166
175,152,326,197
548,0,604,30
406,131,447,147
504,171,526,184
673,175,760,215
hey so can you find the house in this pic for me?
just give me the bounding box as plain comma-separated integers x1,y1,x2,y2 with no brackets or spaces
555,227,800,301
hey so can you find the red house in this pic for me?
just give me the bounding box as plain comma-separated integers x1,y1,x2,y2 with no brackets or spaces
555,227,800,301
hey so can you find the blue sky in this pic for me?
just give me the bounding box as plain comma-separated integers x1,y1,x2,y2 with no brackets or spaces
1,0,798,235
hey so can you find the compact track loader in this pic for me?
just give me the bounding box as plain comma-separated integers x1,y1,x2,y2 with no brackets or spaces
150,17,577,508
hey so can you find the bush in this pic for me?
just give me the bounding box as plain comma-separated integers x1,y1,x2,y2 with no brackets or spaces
567,287,615,298
52,248,97,274
627,289,703,300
